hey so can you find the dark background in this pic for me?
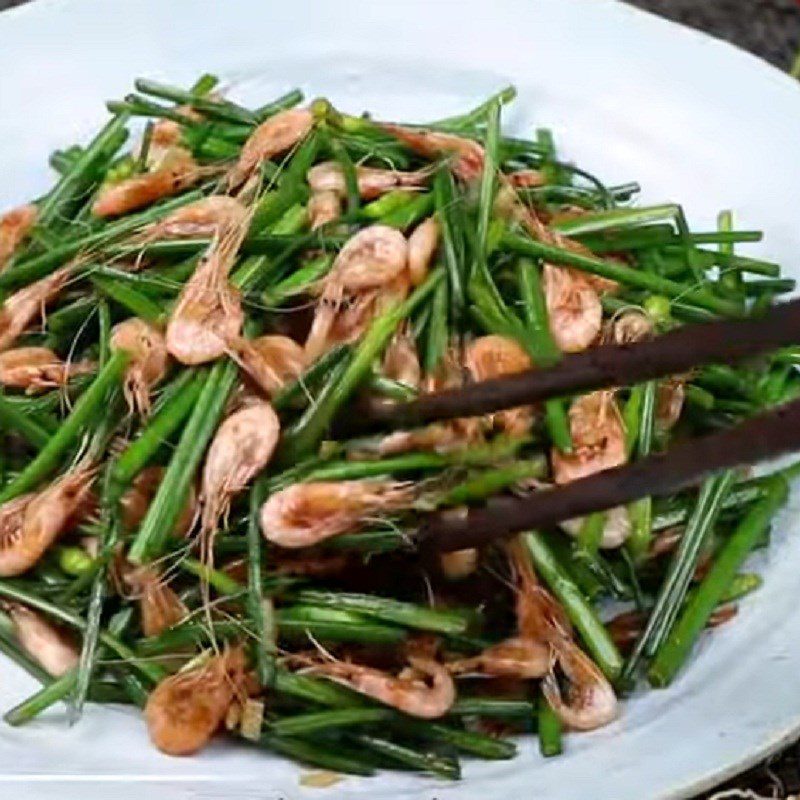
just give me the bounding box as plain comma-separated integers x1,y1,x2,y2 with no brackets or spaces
1,0,799,797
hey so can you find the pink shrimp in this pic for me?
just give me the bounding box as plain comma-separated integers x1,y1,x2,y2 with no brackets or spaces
0,266,70,352
111,318,169,415
199,400,280,537
382,328,421,389
656,377,686,432
308,190,342,230
507,169,546,189
0,204,37,271
543,264,602,353
123,566,188,638
406,216,439,287
93,147,200,218
260,479,413,549
465,334,534,437
311,656,455,719
145,648,247,756
228,334,305,396
381,124,484,182
4,603,79,677
551,391,627,484
166,220,247,365
0,347,94,392
228,108,314,189
144,196,247,240
304,225,409,360
0,466,95,577
307,161,431,200
542,636,618,731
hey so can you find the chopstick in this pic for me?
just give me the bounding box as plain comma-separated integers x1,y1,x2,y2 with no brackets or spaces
419,397,800,552
356,297,800,431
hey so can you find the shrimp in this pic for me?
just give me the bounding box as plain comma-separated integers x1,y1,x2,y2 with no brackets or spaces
560,505,632,549
123,566,188,637
143,196,247,240
304,225,408,360
606,310,652,345
199,400,280,537
543,264,602,353
0,466,95,577
542,636,618,731
228,108,314,189
228,334,305,396
308,190,342,230
447,538,566,679
0,266,70,352
381,124,484,183
92,147,200,218
0,204,37,271
0,347,94,392
260,480,413,549
110,319,169,416
465,334,534,437
382,328,421,389
551,391,627,485
656,377,686,431
3,603,79,677
406,216,439,287
311,656,455,719
166,220,247,365
145,647,247,756
307,161,431,200
119,466,196,536
507,169,546,189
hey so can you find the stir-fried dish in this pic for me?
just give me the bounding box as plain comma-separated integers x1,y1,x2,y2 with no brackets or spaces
0,75,795,780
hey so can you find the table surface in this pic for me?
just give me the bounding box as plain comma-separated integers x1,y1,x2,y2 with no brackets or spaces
0,0,799,797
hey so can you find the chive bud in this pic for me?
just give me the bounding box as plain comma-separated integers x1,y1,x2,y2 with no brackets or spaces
644,295,671,324
57,546,94,577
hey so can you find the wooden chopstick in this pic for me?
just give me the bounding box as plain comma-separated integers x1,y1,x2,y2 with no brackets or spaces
357,297,800,431
418,397,800,553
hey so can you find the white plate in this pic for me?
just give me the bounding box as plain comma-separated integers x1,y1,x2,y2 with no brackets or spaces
1,1,800,798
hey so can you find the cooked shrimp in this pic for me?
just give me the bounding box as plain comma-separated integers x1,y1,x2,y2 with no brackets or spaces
507,169,546,189
0,466,95,577
228,334,305,396
145,648,247,756
124,566,188,637
447,636,550,679
166,221,247,365
144,196,247,240
542,636,618,731
4,603,79,677
311,656,455,719
560,505,632,549
381,124,484,183
304,225,408,360
407,216,439,287
93,147,200,218
228,108,314,189
0,266,70,352
308,190,342,230
0,204,37,270
606,310,652,345
260,480,413,548
111,319,169,416
120,466,196,536
0,347,94,392
145,110,201,167
200,400,280,536
382,328,421,389
551,391,627,484
543,264,602,353
656,377,686,431
307,161,431,200
465,335,534,437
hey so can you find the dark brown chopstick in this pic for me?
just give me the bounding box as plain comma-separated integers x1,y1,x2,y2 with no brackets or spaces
418,397,800,553
356,297,800,432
